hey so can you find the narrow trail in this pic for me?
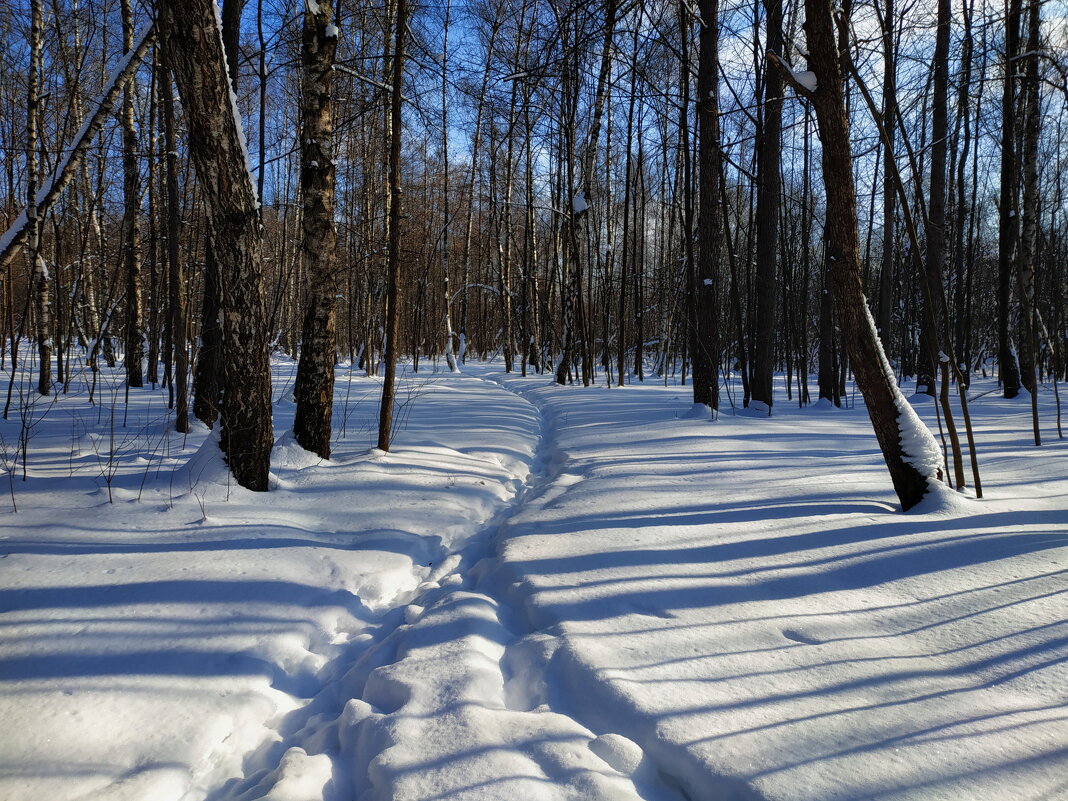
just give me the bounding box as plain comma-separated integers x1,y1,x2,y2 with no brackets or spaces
205,372,684,801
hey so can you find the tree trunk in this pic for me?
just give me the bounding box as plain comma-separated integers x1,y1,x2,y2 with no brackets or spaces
694,0,722,409
293,0,339,459
788,0,942,510
121,0,143,388
161,52,188,433
1018,0,1041,442
377,0,407,451
159,0,272,491
876,0,896,349
441,0,458,373
192,245,222,426
998,0,1023,398
952,0,974,381
752,0,782,412
27,0,52,397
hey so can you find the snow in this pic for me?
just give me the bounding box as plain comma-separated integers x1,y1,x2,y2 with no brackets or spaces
212,0,259,208
862,301,943,483
792,69,818,92
1,354,1066,801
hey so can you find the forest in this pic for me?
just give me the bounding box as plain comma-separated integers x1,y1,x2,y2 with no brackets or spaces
1,0,1067,799
1,0,1065,504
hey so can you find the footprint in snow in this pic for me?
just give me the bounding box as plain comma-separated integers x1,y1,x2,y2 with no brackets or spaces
782,628,822,645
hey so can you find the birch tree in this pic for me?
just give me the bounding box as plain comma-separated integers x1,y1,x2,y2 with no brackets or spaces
159,0,273,491
293,0,339,459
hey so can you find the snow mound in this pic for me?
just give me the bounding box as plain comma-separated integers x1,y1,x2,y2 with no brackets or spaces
679,402,711,420
169,426,240,503
249,747,341,801
907,480,977,516
272,431,328,470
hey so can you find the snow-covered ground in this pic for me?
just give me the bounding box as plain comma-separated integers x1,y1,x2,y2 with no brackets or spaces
0,357,1065,801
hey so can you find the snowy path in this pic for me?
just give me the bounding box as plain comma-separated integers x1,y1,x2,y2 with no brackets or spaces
219,374,681,801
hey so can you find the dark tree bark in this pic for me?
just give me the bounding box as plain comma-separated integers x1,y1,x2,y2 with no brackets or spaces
952,0,974,379
752,0,783,412
146,61,161,387
913,0,952,400
876,0,896,350
926,0,968,482
999,0,1023,398
121,0,143,388
440,0,458,373
555,20,586,387
192,0,243,426
817,258,837,404
221,0,245,86
159,0,272,491
783,0,941,510
192,246,222,426
617,17,641,387
1018,0,1041,442
377,0,407,451
694,0,722,409
293,0,338,459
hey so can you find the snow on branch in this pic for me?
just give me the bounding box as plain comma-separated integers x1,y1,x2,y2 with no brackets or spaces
210,0,258,208
768,51,816,95
0,22,155,271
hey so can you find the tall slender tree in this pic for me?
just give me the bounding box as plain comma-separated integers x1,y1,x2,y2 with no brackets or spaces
693,0,722,410
781,0,943,510
1018,0,1042,443
293,0,339,459
161,52,188,434
28,0,51,397
377,0,408,451
752,0,783,412
999,0,1023,398
120,0,143,388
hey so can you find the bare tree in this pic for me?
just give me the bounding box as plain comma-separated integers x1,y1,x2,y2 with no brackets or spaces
780,0,943,510
1018,0,1042,443
752,0,783,412
693,0,722,409
161,49,188,434
27,0,51,397
999,0,1023,399
120,0,143,388
377,0,408,452
293,0,339,459
159,0,273,490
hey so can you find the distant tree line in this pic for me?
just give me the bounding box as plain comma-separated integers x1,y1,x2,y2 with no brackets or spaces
0,0,1064,508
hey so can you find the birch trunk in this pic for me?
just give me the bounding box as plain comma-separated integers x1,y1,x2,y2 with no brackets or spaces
293,0,339,458
159,0,272,490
